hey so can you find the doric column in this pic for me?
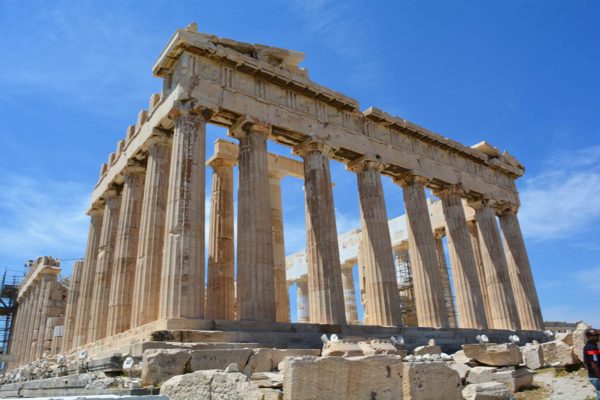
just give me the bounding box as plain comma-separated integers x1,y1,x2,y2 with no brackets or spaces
33,274,55,360
294,139,346,325
436,187,488,329
131,134,171,327
269,170,290,323
160,112,208,320
349,158,402,326
296,279,309,323
394,247,417,326
232,123,276,321
341,263,359,324
72,208,104,348
469,200,520,330
467,221,493,325
498,207,544,330
8,299,25,367
206,157,236,320
434,232,458,328
88,190,121,342
27,281,45,362
396,175,448,328
19,286,38,364
61,260,83,352
106,165,145,336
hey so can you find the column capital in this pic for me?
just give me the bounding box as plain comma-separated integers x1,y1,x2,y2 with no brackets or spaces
87,206,104,217
346,155,383,173
268,168,287,181
229,117,271,139
433,229,445,240
495,203,520,216
170,102,214,122
208,156,237,169
432,183,464,198
292,138,333,158
147,129,172,148
393,173,429,188
122,162,146,177
466,197,501,211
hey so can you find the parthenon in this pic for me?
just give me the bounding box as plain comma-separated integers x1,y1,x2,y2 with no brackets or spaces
4,24,546,394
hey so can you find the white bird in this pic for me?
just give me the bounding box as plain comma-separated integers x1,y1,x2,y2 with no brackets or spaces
78,350,88,360
123,357,135,371
543,330,555,338
330,334,339,342
56,355,66,366
320,334,330,344
476,334,489,344
508,335,520,344
390,336,405,346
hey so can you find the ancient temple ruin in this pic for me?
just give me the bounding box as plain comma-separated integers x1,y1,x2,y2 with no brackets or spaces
5,24,544,388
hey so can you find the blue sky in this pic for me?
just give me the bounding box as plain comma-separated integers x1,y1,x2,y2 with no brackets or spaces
0,1,599,326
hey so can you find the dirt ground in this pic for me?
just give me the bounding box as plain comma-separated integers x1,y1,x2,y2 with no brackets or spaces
514,368,597,400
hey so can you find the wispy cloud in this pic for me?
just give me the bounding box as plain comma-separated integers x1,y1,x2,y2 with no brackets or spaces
0,173,90,264
519,145,600,241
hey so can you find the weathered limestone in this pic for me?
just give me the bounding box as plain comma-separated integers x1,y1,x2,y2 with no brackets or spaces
520,343,544,370
397,175,448,329
160,112,208,320
294,139,346,325
467,221,493,325
107,166,145,336
498,208,544,331
72,209,103,348
403,362,463,400
233,123,276,322
462,343,523,367
469,201,520,331
350,158,402,327
206,157,236,320
462,382,513,400
434,233,458,328
88,190,122,343
269,169,290,323
131,134,171,327
61,260,83,352
340,264,359,324
296,279,309,323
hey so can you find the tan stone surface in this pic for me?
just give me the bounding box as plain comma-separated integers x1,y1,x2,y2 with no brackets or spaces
540,340,577,366
402,362,463,400
160,370,263,400
61,260,83,352
462,382,513,400
141,349,192,386
341,264,359,324
283,355,403,400
322,340,364,357
189,349,253,372
295,279,309,323
462,343,523,367
520,343,544,370
434,234,458,328
269,171,290,323
572,321,591,363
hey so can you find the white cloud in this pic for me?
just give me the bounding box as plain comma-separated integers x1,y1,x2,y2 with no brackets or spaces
0,173,90,263
518,145,600,241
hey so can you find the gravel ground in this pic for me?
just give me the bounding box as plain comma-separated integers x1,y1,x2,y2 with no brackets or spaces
533,369,597,400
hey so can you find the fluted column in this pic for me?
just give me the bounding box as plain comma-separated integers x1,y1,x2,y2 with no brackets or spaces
160,112,208,319
296,279,309,323
106,165,145,336
469,200,520,330
351,159,402,327
396,175,448,328
61,260,83,352
72,208,104,348
498,208,544,330
467,221,493,325
131,134,171,327
88,190,122,342
434,233,458,328
269,170,290,323
294,139,346,325
233,123,276,321
436,187,487,329
8,299,25,367
341,264,359,324
19,286,38,364
206,157,236,320
26,281,44,362
33,275,54,360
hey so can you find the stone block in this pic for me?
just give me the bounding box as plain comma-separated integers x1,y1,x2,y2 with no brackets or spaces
413,345,442,356
462,343,523,366
449,362,472,380
540,340,577,366
573,321,591,363
322,340,363,357
243,348,321,375
520,343,544,370
452,349,472,364
160,370,262,400
358,339,404,356
189,348,253,372
402,362,462,400
492,367,533,392
462,382,513,400
141,349,192,386
556,332,573,346
283,355,403,400
467,366,497,384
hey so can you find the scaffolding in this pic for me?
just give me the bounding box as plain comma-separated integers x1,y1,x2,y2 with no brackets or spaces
395,249,418,327
0,270,21,362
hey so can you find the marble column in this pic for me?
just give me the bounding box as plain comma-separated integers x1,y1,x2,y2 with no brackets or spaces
296,279,309,323
72,209,104,348
25,282,43,363
434,233,458,328
351,159,402,327
61,260,83,352
32,275,53,360
160,112,207,320
396,175,448,328
469,200,520,330
131,134,171,327
88,190,122,342
437,187,487,329
294,139,346,325
467,221,493,326
206,157,236,320
233,124,276,321
341,263,359,324
18,288,36,364
269,170,290,323
106,166,145,336
8,300,25,367
498,208,544,330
